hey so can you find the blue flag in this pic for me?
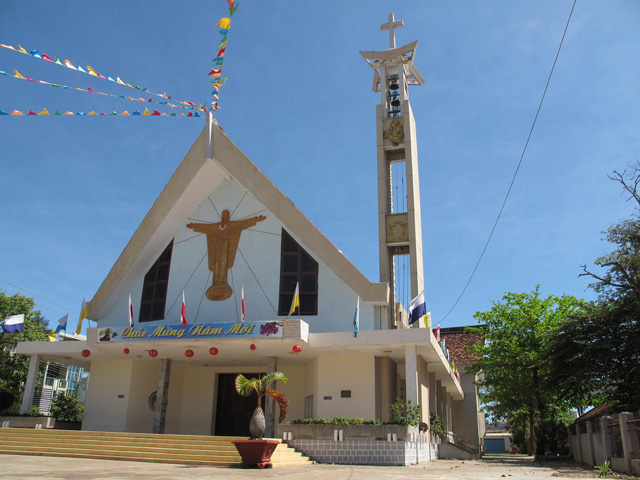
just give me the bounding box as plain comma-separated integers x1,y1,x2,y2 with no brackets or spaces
3,314,24,333
353,297,360,338
408,291,426,326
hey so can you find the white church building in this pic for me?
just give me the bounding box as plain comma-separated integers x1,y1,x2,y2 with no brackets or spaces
16,13,484,462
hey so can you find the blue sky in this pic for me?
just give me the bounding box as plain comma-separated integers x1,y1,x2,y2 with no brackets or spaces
1,1,639,332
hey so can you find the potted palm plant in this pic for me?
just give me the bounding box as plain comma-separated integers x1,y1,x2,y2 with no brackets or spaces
231,372,288,468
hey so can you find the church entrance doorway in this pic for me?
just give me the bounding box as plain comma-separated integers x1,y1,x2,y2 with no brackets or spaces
214,373,263,437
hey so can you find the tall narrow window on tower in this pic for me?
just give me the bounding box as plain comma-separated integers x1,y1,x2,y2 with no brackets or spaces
139,240,174,322
278,230,319,316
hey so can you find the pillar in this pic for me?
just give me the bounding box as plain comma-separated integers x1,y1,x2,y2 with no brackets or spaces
586,420,596,466
601,416,613,463
619,412,634,474
153,358,171,434
20,355,40,414
265,356,277,438
404,345,418,408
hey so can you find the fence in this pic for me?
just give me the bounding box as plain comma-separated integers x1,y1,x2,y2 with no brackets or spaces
569,411,640,475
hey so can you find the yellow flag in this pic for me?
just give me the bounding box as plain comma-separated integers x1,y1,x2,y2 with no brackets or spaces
76,298,88,335
38,108,50,115
283,282,300,323
48,330,56,342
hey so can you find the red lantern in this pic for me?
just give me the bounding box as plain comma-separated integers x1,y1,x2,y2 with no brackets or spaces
250,343,256,354
292,344,302,355
123,347,130,358
81,349,91,359
149,349,158,359
185,349,194,361
209,347,218,360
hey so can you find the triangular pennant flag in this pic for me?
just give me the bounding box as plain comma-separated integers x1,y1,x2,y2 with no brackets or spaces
13,70,26,79
142,108,151,115
55,57,63,66
11,110,24,115
17,45,27,54
38,108,50,115
41,53,54,62
64,60,77,70
77,65,86,73
216,18,231,30
86,66,98,76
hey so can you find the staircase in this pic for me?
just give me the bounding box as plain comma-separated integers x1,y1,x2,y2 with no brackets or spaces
444,432,482,457
0,428,311,467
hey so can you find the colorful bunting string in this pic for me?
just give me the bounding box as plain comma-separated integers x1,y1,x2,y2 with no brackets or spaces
0,69,205,112
210,0,238,112
0,107,201,117
0,43,205,111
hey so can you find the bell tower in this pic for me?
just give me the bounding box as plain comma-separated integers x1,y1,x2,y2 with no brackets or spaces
360,13,426,330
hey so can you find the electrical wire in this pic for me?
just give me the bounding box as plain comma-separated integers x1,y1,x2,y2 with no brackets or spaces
439,0,578,323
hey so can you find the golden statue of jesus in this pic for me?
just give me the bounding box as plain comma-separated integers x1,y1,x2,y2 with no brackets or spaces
187,210,266,301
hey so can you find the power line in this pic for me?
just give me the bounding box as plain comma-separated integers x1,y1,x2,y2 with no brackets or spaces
439,0,578,323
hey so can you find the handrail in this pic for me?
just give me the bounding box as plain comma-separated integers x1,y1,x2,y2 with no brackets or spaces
444,432,482,455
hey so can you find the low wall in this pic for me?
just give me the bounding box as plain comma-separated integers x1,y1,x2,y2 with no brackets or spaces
288,437,437,466
285,424,418,441
0,416,55,429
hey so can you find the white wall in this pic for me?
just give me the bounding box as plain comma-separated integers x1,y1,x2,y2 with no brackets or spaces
315,355,376,419
83,359,133,432
124,360,158,433
98,178,376,334
177,366,215,435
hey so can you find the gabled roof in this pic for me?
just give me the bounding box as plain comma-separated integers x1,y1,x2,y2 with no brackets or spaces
87,116,389,319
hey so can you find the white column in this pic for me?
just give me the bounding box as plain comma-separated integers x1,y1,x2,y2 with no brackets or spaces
404,345,418,408
265,356,277,438
20,355,40,414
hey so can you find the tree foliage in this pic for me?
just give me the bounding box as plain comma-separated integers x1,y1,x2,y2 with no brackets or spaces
0,291,49,397
467,287,582,454
549,163,640,413
50,392,84,422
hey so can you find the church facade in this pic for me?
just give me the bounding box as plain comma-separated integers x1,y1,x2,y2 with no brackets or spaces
16,13,483,458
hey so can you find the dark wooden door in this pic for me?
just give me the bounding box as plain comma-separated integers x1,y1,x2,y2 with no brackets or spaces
215,373,261,437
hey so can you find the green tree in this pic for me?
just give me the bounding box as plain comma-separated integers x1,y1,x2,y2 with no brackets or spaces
50,392,84,422
0,291,49,398
467,287,582,454
549,164,640,413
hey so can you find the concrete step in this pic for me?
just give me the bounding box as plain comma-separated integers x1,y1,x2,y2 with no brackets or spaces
0,428,311,467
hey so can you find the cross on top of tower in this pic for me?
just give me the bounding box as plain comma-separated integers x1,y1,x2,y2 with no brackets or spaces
380,12,404,49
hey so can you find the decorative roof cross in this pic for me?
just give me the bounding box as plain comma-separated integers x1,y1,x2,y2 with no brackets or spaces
380,12,404,49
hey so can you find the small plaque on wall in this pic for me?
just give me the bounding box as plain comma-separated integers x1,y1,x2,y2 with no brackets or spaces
323,396,332,400
341,390,351,398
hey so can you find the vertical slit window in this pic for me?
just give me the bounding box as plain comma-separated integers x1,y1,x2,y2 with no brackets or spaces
278,230,318,315
139,240,174,322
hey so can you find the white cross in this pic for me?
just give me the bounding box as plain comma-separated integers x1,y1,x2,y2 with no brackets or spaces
380,12,404,49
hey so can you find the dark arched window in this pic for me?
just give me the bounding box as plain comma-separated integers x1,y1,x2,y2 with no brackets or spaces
278,230,318,315
139,240,173,322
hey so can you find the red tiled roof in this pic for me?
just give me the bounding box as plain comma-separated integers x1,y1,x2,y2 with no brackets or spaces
439,327,483,365
574,405,611,423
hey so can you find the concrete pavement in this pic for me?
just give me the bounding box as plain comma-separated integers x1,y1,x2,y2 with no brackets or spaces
0,454,600,479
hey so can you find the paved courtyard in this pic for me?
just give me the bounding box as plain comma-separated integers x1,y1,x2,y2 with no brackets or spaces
0,454,603,480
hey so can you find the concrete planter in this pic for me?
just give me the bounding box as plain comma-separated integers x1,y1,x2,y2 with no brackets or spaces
53,421,82,430
0,416,55,429
285,423,418,441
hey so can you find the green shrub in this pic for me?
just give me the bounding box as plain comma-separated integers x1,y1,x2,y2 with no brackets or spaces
390,398,421,426
50,392,83,422
429,411,445,439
